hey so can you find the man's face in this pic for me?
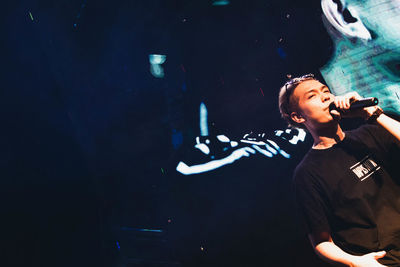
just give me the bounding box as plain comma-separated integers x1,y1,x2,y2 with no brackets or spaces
292,80,336,130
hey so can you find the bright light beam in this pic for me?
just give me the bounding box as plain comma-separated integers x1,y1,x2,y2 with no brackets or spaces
200,102,209,136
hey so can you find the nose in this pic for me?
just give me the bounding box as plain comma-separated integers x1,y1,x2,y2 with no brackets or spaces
322,92,331,102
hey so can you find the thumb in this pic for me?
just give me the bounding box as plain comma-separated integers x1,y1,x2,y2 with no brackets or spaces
330,109,341,117
373,251,386,259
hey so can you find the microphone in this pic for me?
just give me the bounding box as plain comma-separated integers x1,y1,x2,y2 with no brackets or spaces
329,97,378,111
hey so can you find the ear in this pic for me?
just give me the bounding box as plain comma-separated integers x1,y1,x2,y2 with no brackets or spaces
321,0,371,41
290,111,305,125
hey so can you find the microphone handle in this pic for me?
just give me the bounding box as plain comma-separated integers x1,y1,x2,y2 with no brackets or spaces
350,97,379,110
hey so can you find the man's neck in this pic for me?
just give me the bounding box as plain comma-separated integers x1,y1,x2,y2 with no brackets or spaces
311,124,345,150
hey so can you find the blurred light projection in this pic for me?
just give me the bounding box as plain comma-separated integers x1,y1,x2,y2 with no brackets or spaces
28,12,34,21
176,147,256,175
275,128,306,145
200,102,209,136
120,226,163,233
212,0,230,6
176,100,307,175
149,54,166,78
320,0,400,115
176,128,306,175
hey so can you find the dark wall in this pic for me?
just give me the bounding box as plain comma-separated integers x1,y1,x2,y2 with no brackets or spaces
2,1,333,266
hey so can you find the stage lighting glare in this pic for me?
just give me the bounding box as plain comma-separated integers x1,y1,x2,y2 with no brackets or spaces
212,0,230,6
149,54,166,65
217,135,230,142
200,102,209,136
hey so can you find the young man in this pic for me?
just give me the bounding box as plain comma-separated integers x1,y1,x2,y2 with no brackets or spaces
279,74,400,266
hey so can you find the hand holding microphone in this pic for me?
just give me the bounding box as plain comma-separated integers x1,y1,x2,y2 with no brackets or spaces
329,92,380,120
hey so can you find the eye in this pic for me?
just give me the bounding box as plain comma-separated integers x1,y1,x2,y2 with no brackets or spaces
307,94,315,99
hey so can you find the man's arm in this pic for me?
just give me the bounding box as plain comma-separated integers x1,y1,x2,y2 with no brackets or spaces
309,232,387,267
375,114,400,144
333,92,400,144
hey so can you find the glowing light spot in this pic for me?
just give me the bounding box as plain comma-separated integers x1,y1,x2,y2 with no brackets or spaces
212,0,230,6
267,139,291,158
230,141,238,147
217,135,230,142
120,227,163,233
116,241,120,251
28,12,34,21
161,168,164,174
149,54,166,65
280,150,291,159
176,147,256,175
195,143,210,155
267,139,280,150
241,140,266,146
200,102,209,136
289,129,307,145
149,54,166,78
252,145,273,158
142,229,162,233
265,144,278,155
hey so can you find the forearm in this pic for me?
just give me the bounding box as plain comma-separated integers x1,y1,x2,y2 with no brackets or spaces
376,113,400,144
314,241,357,267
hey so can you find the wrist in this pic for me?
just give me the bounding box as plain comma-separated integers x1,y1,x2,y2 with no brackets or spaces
344,255,357,267
347,255,363,267
365,106,383,123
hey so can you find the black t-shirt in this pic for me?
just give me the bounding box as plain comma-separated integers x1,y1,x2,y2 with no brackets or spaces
294,124,400,265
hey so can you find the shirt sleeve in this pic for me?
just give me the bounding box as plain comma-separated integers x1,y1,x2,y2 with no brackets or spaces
362,124,400,154
293,166,331,236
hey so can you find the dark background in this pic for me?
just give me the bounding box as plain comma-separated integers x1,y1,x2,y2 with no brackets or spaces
2,1,333,266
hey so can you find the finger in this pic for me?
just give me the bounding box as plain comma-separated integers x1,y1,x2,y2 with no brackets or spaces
349,93,359,108
330,109,341,117
345,97,351,109
351,92,361,100
339,98,345,110
336,97,342,109
346,94,354,109
373,251,386,259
